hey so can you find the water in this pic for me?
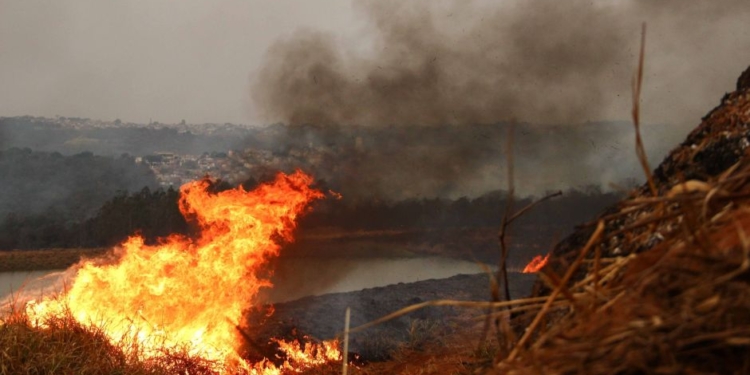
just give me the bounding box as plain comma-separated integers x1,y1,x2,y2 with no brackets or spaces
264,256,499,302
0,257,504,305
0,270,66,302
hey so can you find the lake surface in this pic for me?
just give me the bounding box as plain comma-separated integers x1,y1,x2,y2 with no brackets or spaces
0,257,502,305
0,270,66,302
263,256,499,302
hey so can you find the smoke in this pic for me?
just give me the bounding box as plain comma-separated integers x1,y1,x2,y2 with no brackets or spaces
252,0,750,127
250,0,750,197
255,121,672,198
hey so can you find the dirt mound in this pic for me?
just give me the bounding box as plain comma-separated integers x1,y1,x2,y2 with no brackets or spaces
494,66,750,373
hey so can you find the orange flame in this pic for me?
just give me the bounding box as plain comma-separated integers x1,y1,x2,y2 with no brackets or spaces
25,171,341,372
522,254,550,273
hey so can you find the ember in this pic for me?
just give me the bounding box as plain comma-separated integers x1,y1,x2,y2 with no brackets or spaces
522,254,549,273
24,170,341,373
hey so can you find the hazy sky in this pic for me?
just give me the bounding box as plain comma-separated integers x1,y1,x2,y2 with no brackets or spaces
1,0,749,127
0,0,360,124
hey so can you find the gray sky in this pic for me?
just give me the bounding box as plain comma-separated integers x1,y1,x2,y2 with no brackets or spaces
0,0,360,124
1,0,749,127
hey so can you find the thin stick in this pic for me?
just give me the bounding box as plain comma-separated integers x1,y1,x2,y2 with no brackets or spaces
484,123,563,349
498,123,516,306
632,23,656,197
508,220,605,360
507,191,563,225
481,123,517,348
593,232,601,310
342,307,350,375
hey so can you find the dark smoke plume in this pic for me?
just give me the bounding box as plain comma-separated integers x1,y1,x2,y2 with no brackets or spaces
252,0,750,127
250,0,750,197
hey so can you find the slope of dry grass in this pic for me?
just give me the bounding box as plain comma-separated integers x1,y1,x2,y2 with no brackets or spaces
0,308,218,375
486,65,750,374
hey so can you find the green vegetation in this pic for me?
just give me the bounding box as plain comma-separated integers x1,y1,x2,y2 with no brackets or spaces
0,148,157,250
0,148,156,219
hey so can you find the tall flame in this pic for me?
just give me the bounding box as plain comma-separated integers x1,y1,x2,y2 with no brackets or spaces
522,254,550,273
25,171,336,371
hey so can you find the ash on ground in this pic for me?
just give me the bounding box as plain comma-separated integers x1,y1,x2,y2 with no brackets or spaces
244,272,536,361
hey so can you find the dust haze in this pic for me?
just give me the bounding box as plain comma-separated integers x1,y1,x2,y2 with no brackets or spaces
253,0,750,128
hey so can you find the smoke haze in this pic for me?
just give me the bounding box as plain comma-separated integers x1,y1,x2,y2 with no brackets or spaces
2,0,748,128
0,0,359,124
254,121,671,198
253,0,750,128
2,1,749,197
247,0,750,196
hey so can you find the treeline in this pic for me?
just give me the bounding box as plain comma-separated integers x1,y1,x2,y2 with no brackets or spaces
0,148,157,220
299,187,620,231
0,180,622,250
0,187,186,250
0,148,159,249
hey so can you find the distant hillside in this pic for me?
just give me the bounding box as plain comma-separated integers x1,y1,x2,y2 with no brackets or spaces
0,116,253,156
1,116,683,199
0,148,157,249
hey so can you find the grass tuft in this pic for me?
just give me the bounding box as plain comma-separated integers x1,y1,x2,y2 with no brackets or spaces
0,305,341,375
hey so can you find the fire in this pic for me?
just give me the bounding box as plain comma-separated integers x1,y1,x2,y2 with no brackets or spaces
522,254,550,273
24,170,341,372
274,339,342,368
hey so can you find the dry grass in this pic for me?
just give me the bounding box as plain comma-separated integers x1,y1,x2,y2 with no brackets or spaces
484,52,750,374
348,315,492,375
487,156,750,373
0,305,346,375
0,307,218,375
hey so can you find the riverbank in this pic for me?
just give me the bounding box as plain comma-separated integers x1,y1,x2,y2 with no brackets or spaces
0,248,108,272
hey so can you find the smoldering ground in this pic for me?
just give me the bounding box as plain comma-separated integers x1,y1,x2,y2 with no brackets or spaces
250,0,750,198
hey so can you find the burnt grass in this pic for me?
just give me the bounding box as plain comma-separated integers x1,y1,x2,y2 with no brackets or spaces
243,272,537,363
